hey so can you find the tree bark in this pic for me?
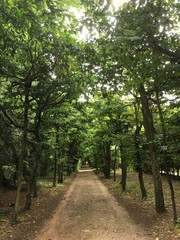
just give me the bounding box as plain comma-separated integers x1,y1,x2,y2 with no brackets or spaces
104,142,111,179
24,140,39,210
134,103,147,199
58,162,64,184
12,82,30,223
120,144,127,191
0,159,3,192
53,126,60,187
113,145,117,182
53,148,57,187
139,84,165,213
134,125,147,199
24,98,42,210
155,87,177,221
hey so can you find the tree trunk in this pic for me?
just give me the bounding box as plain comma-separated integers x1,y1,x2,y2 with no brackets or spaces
104,142,111,179
12,83,30,223
155,87,177,221
24,161,38,210
133,103,147,199
134,126,147,199
177,168,179,177
113,145,117,182
0,160,3,192
139,84,165,213
33,176,37,198
53,149,57,187
24,140,39,210
120,144,127,191
53,126,60,187
24,100,42,210
58,162,64,184
60,162,64,183
67,138,77,175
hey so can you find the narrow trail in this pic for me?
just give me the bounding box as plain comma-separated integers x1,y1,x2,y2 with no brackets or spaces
35,169,153,240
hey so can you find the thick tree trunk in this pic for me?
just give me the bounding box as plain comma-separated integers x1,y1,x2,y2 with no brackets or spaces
139,85,165,213
24,141,39,210
24,162,38,210
24,99,42,210
12,83,30,223
155,87,177,221
134,125,147,199
138,170,147,199
133,103,147,199
120,144,127,191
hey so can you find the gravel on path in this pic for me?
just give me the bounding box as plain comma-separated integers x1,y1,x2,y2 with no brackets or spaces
34,169,153,240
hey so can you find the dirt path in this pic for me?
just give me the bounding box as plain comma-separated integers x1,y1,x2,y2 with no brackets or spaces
34,169,153,240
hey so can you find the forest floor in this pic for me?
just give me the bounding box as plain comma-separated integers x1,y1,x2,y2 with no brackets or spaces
0,168,179,240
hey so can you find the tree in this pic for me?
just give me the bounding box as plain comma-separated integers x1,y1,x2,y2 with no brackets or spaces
0,0,83,221
155,85,178,221
139,84,165,212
